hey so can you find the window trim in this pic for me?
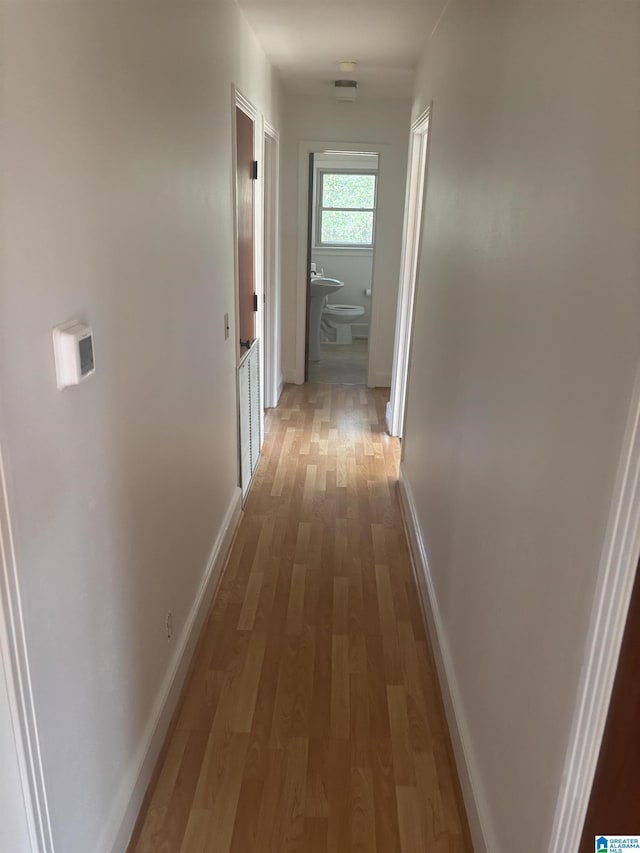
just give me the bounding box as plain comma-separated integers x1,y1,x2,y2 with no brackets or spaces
315,168,378,249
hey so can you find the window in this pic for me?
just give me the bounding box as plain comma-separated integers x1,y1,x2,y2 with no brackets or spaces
316,170,377,247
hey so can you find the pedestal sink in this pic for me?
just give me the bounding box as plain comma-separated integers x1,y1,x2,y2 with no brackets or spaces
309,276,344,361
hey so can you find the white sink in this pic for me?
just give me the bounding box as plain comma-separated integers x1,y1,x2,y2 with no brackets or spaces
309,276,344,361
310,276,344,298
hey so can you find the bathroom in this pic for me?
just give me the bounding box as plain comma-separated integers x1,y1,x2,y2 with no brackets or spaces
308,151,378,385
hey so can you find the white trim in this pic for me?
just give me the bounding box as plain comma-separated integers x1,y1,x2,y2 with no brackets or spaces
548,365,640,853
0,440,55,852
351,324,369,338
294,140,388,387
254,113,265,446
234,87,257,122
312,246,374,257
370,370,392,389
263,125,281,408
388,106,431,437
263,120,279,142
231,86,264,468
231,87,260,366
314,167,378,250
398,463,497,853
230,87,242,485
104,487,242,853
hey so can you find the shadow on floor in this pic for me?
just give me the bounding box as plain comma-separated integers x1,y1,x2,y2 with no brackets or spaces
308,340,368,385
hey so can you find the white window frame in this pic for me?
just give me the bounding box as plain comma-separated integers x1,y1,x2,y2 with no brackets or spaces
315,168,378,249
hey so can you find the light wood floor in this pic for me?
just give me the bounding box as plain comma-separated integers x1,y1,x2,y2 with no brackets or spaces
130,384,471,853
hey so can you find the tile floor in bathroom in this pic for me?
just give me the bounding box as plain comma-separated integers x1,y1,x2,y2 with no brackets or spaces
308,340,368,385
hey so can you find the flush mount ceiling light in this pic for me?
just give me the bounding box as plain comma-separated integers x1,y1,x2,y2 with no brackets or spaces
334,79,358,102
337,60,358,73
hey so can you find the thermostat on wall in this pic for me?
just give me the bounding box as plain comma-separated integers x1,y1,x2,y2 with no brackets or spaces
52,321,95,389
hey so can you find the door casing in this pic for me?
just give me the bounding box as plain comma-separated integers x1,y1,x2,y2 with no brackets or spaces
388,106,431,439
548,363,640,851
293,140,388,387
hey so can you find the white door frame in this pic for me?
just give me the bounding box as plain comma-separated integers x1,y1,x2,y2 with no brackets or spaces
548,362,640,851
232,87,264,461
0,439,54,851
263,123,281,408
388,107,431,437
293,140,388,387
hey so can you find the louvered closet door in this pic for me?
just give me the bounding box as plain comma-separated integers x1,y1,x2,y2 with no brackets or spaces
238,340,261,501
249,342,261,473
238,354,252,500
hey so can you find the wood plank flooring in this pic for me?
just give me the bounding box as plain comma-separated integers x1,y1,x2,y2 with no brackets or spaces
130,384,471,853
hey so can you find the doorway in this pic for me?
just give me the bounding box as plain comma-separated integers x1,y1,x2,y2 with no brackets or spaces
235,104,256,358
547,365,640,853
388,106,431,437
234,93,261,501
303,150,379,386
0,438,54,851
579,556,640,848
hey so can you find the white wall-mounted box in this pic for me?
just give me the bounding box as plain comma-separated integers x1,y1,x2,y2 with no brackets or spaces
52,321,95,389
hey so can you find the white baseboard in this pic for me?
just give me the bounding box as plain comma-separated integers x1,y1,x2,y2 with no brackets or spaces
101,487,243,853
369,370,392,388
398,465,497,853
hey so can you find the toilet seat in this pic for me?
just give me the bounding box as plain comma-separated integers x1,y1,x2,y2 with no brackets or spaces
322,303,365,345
323,304,365,320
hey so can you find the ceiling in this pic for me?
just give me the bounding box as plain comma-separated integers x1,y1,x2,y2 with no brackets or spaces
234,0,449,99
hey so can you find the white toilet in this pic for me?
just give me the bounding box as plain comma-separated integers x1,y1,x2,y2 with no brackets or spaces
322,301,366,345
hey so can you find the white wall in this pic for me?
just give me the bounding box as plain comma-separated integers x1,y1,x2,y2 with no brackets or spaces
402,2,640,852
0,3,279,851
280,95,410,385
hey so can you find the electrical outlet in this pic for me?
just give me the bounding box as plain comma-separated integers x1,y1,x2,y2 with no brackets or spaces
224,313,230,340
166,611,173,641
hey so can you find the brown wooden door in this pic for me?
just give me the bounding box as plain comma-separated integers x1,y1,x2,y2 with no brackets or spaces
580,557,640,849
236,107,255,358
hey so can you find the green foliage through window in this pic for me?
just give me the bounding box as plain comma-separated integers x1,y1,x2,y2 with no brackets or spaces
317,171,377,246
322,174,376,209
321,211,374,245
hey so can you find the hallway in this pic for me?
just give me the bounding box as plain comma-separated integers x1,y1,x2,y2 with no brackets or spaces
131,384,470,852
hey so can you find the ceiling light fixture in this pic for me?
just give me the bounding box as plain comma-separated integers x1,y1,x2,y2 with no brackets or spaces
334,79,358,102
338,60,358,73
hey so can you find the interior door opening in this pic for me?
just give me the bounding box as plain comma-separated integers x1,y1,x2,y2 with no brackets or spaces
579,555,640,848
304,150,379,386
234,98,261,501
236,105,256,359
